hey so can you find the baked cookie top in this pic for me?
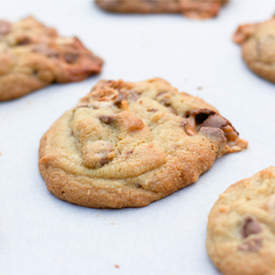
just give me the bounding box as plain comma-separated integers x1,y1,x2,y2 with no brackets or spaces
39,78,247,208
96,0,228,19
207,167,275,275
0,16,103,101
234,17,275,83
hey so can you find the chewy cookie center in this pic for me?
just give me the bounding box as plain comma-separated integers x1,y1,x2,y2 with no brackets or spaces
70,80,240,178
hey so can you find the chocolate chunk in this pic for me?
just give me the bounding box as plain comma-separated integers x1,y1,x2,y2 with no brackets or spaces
82,140,115,169
195,112,209,124
194,109,216,125
242,217,262,238
125,150,134,156
156,91,172,107
99,115,115,124
64,52,79,64
239,238,263,252
184,108,216,126
156,91,168,97
0,20,11,36
32,44,59,58
157,91,168,97
147,108,158,112
135,183,142,188
160,97,171,107
199,127,226,143
100,156,110,166
16,36,31,45
198,113,239,143
200,114,228,129
32,68,39,76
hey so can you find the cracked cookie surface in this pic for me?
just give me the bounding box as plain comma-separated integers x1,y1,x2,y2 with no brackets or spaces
234,18,275,83
96,0,228,19
207,167,275,275
0,16,103,101
39,78,247,208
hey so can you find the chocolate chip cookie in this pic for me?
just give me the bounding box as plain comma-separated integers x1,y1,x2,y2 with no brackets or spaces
234,17,275,83
96,0,228,19
0,16,103,101
39,78,247,208
207,167,275,275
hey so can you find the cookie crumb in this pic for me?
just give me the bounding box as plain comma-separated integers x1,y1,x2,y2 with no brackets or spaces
114,264,120,269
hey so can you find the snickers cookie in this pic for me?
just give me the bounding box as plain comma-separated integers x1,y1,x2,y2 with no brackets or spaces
96,0,228,19
234,17,275,83
0,16,103,101
39,78,247,208
207,167,275,275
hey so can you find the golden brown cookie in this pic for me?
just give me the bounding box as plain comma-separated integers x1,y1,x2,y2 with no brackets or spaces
0,16,103,101
39,78,247,209
96,0,228,19
207,167,275,275
234,18,275,83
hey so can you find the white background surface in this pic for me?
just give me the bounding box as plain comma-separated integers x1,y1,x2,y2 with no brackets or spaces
0,1,274,274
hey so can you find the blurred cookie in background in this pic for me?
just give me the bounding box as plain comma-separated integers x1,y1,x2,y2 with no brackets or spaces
96,0,228,19
0,16,103,101
234,17,275,83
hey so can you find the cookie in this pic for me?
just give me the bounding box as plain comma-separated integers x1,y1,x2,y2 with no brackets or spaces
0,16,103,101
234,18,275,83
207,167,275,275
96,0,228,19
39,78,247,208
